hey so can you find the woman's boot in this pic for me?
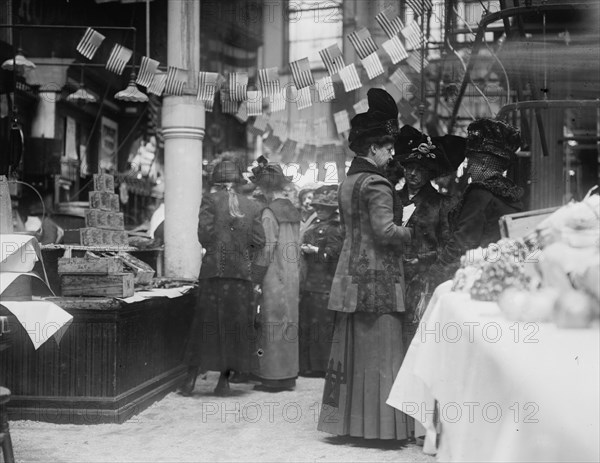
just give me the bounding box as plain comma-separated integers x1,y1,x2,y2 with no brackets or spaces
177,366,200,396
214,370,231,396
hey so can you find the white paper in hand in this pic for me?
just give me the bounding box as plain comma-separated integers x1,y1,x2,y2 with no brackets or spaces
402,203,416,226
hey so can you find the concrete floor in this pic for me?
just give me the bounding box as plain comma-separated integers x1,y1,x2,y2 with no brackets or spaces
9,373,435,463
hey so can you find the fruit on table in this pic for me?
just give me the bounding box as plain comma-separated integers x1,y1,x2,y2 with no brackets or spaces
498,287,558,322
553,289,595,329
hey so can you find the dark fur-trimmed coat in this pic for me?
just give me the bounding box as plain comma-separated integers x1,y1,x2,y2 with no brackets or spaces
328,157,412,314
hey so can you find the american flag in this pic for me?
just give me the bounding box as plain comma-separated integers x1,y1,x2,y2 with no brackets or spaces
406,51,429,73
319,44,345,76
248,115,270,136
401,21,424,50
235,101,249,123
278,139,297,164
136,56,160,87
338,64,361,92
333,110,351,134
295,86,312,110
246,90,263,117
196,72,221,107
353,98,369,115
229,72,248,102
316,75,335,102
76,28,105,60
347,28,378,60
263,133,282,153
147,71,167,96
382,36,409,64
269,89,286,113
389,68,412,91
375,6,404,39
105,44,132,75
164,66,187,96
258,67,280,97
289,58,314,89
220,90,238,114
405,0,433,17
361,53,384,80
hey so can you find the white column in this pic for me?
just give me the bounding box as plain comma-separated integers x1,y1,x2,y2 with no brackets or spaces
162,0,205,279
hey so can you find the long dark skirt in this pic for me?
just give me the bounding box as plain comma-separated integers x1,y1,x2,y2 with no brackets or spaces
183,278,255,373
317,311,414,440
299,291,335,375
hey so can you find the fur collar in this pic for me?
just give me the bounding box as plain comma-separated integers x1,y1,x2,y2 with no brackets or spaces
467,174,523,203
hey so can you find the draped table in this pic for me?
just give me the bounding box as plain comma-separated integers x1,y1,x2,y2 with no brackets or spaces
387,282,600,462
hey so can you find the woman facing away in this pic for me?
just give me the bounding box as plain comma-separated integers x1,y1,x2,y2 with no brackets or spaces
250,160,302,391
179,155,266,396
317,88,414,440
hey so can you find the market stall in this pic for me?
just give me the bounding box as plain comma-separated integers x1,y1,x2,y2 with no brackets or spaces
388,192,600,462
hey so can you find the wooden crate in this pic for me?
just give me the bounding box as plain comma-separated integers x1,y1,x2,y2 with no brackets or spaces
118,253,155,284
58,257,123,275
61,273,134,297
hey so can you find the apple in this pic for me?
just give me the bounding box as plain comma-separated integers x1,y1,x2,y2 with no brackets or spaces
553,289,594,329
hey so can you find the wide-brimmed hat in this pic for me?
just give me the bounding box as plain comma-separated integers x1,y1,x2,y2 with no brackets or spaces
249,155,293,190
311,184,338,207
348,88,399,153
465,118,521,165
394,126,454,178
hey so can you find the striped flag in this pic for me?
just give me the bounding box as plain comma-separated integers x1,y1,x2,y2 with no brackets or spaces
106,44,132,74
295,86,312,110
235,101,249,122
401,21,424,50
263,133,282,153
353,98,369,115
249,115,270,136
289,58,314,89
258,67,280,97
347,28,378,60
361,53,384,80
220,90,238,114
333,110,351,134
246,90,263,116
76,27,105,60
269,89,286,113
389,68,412,91
164,66,187,95
382,36,408,64
406,51,429,73
316,75,335,102
405,0,433,17
338,64,361,92
197,72,221,108
279,139,297,163
229,72,248,102
313,117,329,142
136,56,160,87
375,6,404,39
319,44,345,76
147,71,167,96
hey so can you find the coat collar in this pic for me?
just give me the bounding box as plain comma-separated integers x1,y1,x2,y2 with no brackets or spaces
346,156,385,177
399,182,439,204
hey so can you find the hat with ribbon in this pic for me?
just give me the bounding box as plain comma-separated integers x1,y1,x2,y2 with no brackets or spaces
348,88,399,153
211,154,245,184
249,155,293,190
311,184,338,208
465,118,521,166
395,125,454,178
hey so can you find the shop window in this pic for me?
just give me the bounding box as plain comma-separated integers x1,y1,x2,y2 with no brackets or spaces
287,0,343,69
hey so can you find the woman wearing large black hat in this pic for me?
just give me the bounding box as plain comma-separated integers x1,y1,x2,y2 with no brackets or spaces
316,88,414,440
428,118,524,286
250,157,302,391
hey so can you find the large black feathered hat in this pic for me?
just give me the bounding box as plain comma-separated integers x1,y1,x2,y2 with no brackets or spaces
394,126,454,178
348,88,399,153
248,155,293,190
465,118,521,165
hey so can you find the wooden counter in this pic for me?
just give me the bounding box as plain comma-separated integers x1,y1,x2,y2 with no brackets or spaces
0,291,194,424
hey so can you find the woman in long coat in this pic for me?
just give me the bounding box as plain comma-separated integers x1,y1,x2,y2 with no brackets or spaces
250,161,302,391
299,184,343,376
180,156,265,396
317,89,413,440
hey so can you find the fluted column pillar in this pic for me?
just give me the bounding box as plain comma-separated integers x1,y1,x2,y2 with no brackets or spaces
162,0,204,278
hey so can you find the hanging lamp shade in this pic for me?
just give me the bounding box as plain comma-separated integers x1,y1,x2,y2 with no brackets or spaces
1,49,36,73
115,73,148,103
66,85,97,104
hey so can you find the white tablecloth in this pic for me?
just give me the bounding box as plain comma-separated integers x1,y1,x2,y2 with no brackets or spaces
387,284,600,462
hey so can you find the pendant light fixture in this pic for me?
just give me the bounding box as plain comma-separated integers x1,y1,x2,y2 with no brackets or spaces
66,66,97,104
114,71,148,103
1,48,36,74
